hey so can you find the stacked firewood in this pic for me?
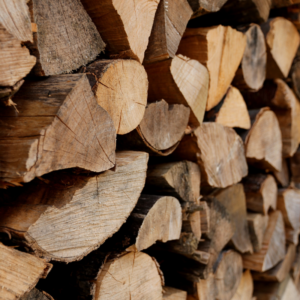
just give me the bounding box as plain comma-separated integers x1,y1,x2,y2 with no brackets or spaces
1,0,300,299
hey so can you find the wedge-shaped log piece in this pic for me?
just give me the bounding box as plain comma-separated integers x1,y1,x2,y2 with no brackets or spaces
0,243,52,300
187,0,228,18
163,287,187,300
0,151,148,262
247,213,269,253
205,86,251,129
243,174,278,215
231,270,254,300
144,0,192,64
177,26,246,111
262,17,300,79
274,158,290,188
210,184,253,253
81,0,159,63
0,74,116,186
245,108,282,172
27,0,104,76
20,289,54,300
252,243,296,282
146,54,209,127
292,244,300,286
200,201,210,234
291,47,300,99
243,79,300,158
85,59,148,135
117,100,190,155
233,25,267,91
290,146,300,189
173,123,248,188
243,211,286,272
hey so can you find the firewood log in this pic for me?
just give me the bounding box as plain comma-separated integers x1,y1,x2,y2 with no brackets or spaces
85,59,148,135
242,211,286,272
163,287,187,300
144,0,193,64
274,158,290,188
290,146,300,188
243,174,278,215
200,201,210,234
0,151,148,262
243,79,300,158
0,80,24,107
261,17,300,79
145,54,209,127
210,184,253,254
177,26,246,111
81,0,159,63
0,243,52,300
187,0,229,18
231,270,254,300
26,0,105,76
292,244,300,287
272,0,300,8
20,289,54,300
117,100,190,155
290,46,300,99
173,123,248,188
204,86,251,129
285,226,300,244
244,108,282,172
247,213,269,252
252,243,296,282
233,25,267,92
0,74,116,187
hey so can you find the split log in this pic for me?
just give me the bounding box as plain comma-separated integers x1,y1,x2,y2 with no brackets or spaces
244,108,282,172
272,0,300,8
292,244,300,286
242,211,286,272
117,100,190,155
285,226,300,245
0,151,148,262
210,184,253,254
0,74,116,186
177,26,246,111
252,243,296,282
0,243,52,300
204,86,251,129
243,174,278,215
85,59,148,135
187,0,229,18
243,79,300,158
274,158,290,188
261,17,300,79
81,0,159,63
247,213,269,252
173,123,248,188
0,80,24,107
145,54,209,127
233,24,267,92
20,289,54,300
231,270,254,300
144,0,193,64
200,201,210,234
290,146,300,188
163,287,187,300
290,46,300,99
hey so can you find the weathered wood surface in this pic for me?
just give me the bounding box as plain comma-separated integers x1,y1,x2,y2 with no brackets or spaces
85,59,148,135
81,0,160,63
187,0,229,18
274,158,290,188
163,287,187,300
0,243,52,300
231,270,254,300
20,289,54,300
146,54,209,127
177,26,246,111
0,151,148,262
290,146,300,188
0,74,116,186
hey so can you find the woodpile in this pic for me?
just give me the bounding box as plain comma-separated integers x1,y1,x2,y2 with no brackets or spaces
2,1,300,300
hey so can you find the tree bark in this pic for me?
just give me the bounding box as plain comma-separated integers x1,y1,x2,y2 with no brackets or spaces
177,26,246,111
0,74,116,187
145,54,209,128
231,270,254,300
0,151,148,262
85,59,148,135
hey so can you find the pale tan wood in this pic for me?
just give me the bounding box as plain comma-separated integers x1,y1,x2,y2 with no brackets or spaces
262,17,300,79
0,151,148,262
20,289,54,300
242,211,286,272
144,0,193,63
245,108,282,172
177,26,246,111
274,158,290,188
0,74,116,186
163,287,187,300
81,0,159,63
85,59,148,135
197,273,216,300
200,201,210,234
146,54,209,127
243,174,278,215
173,123,248,188
285,226,300,245
0,243,52,300
231,270,254,300
247,213,269,253
27,0,105,76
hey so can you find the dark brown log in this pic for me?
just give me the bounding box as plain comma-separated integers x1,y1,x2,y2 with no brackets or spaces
272,0,300,8
290,46,300,99
144,0,193,64
177,26,246,111
187,0,229,18
290,146,300,188
0,74,116,187
0,152,148,262
117,100,190,155
0,80,24,107
145,54,209,127
20,289,54,300
163,287,187,300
